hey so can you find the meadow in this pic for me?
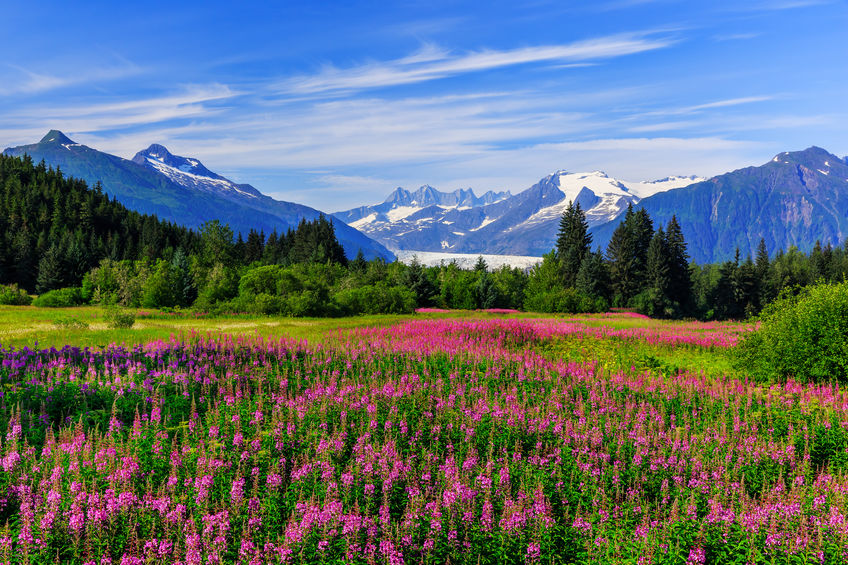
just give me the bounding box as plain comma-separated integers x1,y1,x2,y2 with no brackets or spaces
0,307,844,563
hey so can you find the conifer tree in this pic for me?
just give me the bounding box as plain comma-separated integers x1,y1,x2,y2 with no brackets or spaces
664,216,693,314
607,204,653,306
36,244,63,294
555,201,592,288
402,257,437,307
575,248,611,303
643,226,672,316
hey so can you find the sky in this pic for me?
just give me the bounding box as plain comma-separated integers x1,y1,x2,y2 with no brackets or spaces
1,0,847,211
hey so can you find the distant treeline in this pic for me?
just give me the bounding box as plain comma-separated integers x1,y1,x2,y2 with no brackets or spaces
0,153,846,319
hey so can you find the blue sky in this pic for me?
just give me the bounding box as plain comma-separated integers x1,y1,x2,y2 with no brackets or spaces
2,0,847,210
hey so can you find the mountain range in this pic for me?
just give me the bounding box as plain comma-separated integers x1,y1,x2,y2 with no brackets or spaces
3,131,393,261
6,131,848,265
593,147,848,263
334,147,848,264
334,172,701,257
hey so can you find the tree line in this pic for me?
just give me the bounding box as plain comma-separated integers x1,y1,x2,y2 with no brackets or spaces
1,153,846,319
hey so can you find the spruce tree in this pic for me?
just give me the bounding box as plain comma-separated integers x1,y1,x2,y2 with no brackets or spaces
664,216,693,314
575,248,611,303
36,244,63,294
644,227,672,317
555,201,592,288
350,249,368,274
403,257,437,307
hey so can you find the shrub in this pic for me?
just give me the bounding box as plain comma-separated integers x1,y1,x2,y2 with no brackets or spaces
103,305,135,329
335,284,416,315
736,281,848,382
0,283,32,306
524,288,599,314
33,287,86,307
53,317,89,330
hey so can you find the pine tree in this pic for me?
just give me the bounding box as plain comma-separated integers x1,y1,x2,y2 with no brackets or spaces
350,249,368,274
555,201,592,288
36,244,64,294
664,216,693,314
607,204,653,306
575,249,611,303
171,247,196,307
475,271,499,309
403,257,436,307
245,229,265,264
643,227,672,317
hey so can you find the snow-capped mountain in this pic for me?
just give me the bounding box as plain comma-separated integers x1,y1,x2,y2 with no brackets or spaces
333,171,702,256
132,144,263,200
4,132,393,260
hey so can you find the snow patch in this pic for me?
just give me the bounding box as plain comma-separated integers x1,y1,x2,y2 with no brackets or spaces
386,206,421,222
471,217,496,231
349,213,377,229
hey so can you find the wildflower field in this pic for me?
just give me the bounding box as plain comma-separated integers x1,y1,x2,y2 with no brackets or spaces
0,310,846,564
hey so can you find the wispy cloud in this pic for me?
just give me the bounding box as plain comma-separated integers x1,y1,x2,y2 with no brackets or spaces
0,61,142,96
277,33,677,96
635,96,773,118
713,32,761,41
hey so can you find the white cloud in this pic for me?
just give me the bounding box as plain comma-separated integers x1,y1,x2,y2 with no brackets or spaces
277,33,677,96
0,61,142,96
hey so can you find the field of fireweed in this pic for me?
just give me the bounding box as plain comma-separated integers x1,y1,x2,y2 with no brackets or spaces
0,314,846,564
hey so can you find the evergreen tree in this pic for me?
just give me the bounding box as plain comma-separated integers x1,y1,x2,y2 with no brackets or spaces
402,257,437,307
350,249,368,274
556,201,592,288
245,229,265,264
755,238,772,306
475,271,499,309
664,216,693,314
642,227,672,317
474,256,488,273
36,243,63,294
171,247,196,307
575,248,611,303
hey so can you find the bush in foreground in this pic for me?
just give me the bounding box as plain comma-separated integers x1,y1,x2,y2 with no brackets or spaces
32,287,86,307
0,283,32,305
736,280,848,382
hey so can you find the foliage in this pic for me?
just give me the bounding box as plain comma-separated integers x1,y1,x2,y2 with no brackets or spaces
0,283,32,306
555,200,592,288
102,304,136,328
52,316,89,329
335,283,416,315
736,280,848,382
32,287,86,308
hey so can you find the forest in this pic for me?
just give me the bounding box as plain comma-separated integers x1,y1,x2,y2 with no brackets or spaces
0,152,845,319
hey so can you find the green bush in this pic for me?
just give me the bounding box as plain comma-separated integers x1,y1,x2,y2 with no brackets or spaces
33,287,86,307
53,317,89,330
335,283,416,315
103,305,136,329
524,288,599,314
736,281,848,382
0,283,32,305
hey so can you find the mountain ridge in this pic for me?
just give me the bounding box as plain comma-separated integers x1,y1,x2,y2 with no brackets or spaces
3,132,393,261
334,170,701,255
589,146,848,263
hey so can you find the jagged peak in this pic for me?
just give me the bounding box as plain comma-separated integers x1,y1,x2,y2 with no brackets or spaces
40,130,75,145
141,143,174,160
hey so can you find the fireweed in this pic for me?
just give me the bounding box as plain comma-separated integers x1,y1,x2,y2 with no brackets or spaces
0,318,843,564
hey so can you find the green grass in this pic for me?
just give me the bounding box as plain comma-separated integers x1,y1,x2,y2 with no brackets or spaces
0,305,741,378
537,334,736,378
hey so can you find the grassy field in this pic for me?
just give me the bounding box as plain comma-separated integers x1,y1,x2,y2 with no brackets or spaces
0,305,742,380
